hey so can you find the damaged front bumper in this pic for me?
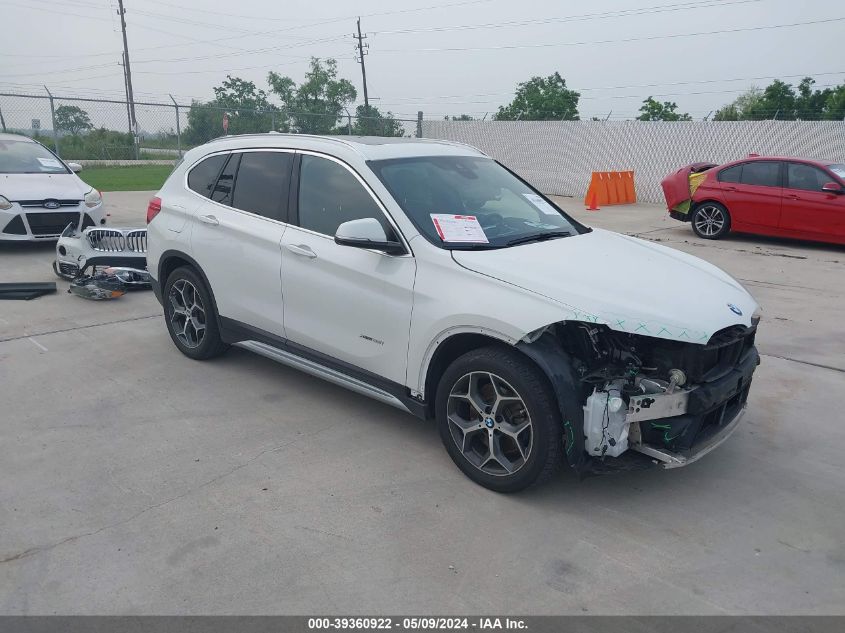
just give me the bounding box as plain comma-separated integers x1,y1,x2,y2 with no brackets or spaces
627,347,758,468
54,224,148,280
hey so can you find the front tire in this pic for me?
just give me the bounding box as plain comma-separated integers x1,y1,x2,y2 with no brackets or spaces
163,266,228,360
691,202,731,239
436,346,563,492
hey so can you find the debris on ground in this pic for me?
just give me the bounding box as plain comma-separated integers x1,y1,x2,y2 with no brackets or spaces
0,282,57,300
67,267,153,300
54,224,147,280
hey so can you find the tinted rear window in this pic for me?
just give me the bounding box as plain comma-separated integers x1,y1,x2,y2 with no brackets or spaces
718,164,742,183
211,154,240,205
741,161,780,187
231,151,292,221
188,154,226,198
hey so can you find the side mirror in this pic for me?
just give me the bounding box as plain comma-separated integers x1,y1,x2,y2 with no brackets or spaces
334,218,405,255
822,182,843,194
66,162,83,173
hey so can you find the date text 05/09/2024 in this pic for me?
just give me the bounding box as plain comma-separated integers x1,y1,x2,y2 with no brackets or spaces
307,617,528,630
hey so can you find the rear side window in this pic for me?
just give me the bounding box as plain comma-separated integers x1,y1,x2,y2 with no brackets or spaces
787,163,830,192
298,154,389,237
211,154,240,205
187,154,227,198
231,151,293,221
740,161,781,187
718,164,742,183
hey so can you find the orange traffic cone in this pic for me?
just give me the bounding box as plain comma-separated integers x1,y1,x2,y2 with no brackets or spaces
586,188,600,211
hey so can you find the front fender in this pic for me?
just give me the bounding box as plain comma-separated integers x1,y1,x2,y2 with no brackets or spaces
516,332,589,475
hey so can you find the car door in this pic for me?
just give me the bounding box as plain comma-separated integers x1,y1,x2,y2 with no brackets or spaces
780,162,845,239
280,152,416,385
190,149,294,338
718,160,783,230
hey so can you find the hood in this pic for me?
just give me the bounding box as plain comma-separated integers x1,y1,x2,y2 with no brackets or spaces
0,173,90,201
452,228,758,344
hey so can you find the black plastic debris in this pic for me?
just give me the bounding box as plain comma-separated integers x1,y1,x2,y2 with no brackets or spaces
0,282,57,300
67,267,152,300
68,274,126,300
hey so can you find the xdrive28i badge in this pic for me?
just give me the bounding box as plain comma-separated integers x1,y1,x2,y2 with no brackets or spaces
728,303,743,316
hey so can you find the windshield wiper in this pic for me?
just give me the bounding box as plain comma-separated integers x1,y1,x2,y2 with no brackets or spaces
506,231,571,247
447,242,503,250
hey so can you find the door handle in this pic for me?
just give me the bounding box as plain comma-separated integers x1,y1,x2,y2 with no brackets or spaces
786,195,800,200
725,186,738,192
286,243,317,259
198,214,219,226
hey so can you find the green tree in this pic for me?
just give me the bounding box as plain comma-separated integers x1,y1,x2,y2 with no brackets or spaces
713,88,763,121
54,105,93,135
795,77,832,120
350,105,404,137
184,76,276,145
637,97,692,121
495,72,580,121
823,85,845,120
268,58,357,134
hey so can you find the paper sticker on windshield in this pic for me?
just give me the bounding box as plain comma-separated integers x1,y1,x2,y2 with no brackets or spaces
37,157,63,169
430,214,489,243
523,193,560,216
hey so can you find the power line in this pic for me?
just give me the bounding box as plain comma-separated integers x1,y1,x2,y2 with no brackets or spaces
379,17,845,53
373,0,766,36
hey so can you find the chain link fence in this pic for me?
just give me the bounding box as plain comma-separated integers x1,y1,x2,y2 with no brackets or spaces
0,91,423,161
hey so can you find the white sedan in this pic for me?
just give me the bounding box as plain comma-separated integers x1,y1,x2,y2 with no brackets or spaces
0,133,106,241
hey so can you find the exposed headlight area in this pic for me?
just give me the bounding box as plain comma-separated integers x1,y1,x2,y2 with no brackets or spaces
544,321,759,468
84,189,102,208
0,195,12,210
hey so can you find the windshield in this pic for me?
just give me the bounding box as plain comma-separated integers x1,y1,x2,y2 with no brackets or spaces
369,156,585,249
830,164,845,180
0,139,69,174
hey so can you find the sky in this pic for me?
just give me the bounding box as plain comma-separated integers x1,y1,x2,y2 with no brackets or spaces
0,0,842,123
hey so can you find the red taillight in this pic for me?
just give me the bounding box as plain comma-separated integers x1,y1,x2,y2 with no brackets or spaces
146,196,162,224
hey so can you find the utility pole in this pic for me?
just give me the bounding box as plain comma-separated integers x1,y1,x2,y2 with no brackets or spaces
119,52,132,132
354,17,369,109
116,0,138,142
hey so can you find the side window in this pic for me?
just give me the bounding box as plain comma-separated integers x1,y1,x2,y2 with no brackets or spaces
718,164,742,183
787,163,829,192
187,154,226,198
211,154,240,206
740,161,781,187
298,154,390,237
231,151,293,221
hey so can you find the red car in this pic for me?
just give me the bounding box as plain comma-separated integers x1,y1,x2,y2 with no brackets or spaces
662,156,845,245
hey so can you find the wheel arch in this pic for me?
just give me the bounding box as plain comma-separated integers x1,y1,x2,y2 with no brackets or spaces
692,198,731,215
421,327,587,473
157,250,224,332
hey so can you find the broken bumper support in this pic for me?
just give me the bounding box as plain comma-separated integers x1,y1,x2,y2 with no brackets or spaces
628,348,758,468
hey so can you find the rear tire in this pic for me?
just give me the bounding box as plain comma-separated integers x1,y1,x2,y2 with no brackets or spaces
436,346,563,492
163,266,228,360
691,202,731,239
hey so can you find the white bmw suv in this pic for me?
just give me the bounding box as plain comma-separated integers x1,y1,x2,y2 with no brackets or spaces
147,134,761,492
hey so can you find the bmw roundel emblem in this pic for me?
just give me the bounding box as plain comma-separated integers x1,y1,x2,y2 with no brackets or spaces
43,199,61,209
727,303,743,316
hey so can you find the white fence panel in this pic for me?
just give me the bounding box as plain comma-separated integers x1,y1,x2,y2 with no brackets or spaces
421,120,845,203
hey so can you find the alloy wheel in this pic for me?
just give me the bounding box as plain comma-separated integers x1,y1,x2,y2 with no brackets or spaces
695,205,726,237
168,278,206,349
446,371,533,476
